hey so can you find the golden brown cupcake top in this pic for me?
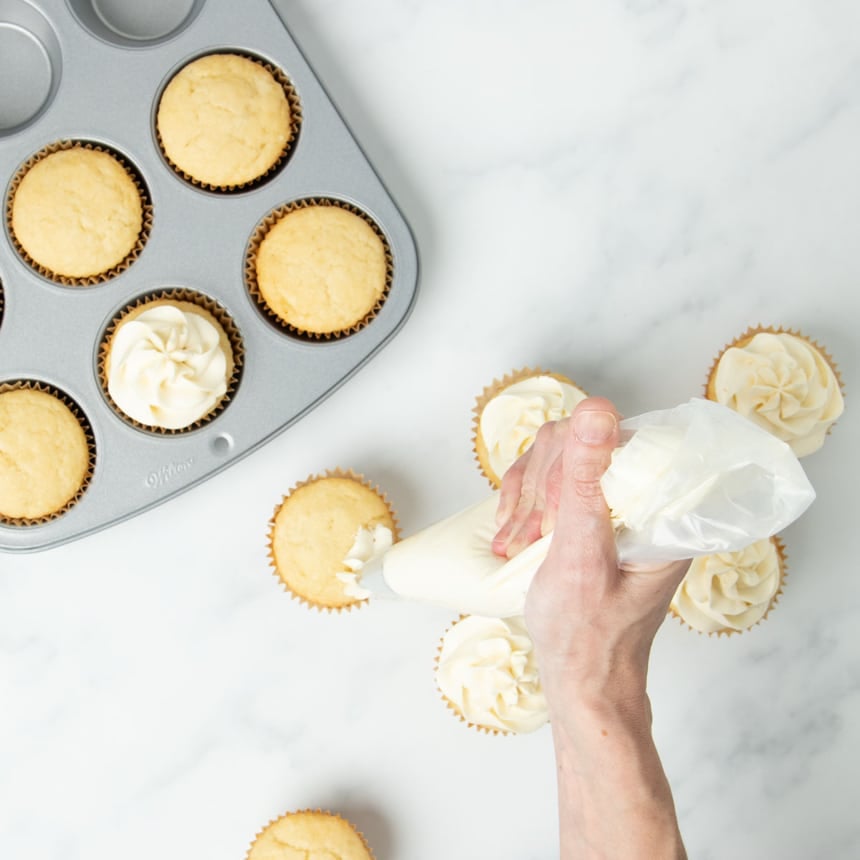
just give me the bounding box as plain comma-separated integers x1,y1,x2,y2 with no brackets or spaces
0,388,91,521
10,146,143,279
157,53,292,187
247,810,374,860
255,204,387,336
269,473,396,610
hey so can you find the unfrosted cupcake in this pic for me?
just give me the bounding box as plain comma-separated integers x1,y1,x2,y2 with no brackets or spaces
705,327,844,457
473,367,588,487
157,53,298,190
670,537,786,635
435,614,548,735
0,383,94,524
8,142,147,283
246,809,374,860
248,200,390,338
100,292,240,432
268,470,398,611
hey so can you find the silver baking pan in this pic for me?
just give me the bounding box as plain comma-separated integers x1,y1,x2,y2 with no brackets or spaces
0,0,419,551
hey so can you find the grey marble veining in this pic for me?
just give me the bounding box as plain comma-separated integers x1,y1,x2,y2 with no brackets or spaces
2,0,859,857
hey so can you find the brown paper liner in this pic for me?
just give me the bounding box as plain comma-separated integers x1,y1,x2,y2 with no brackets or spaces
704,324,846,413
155,51,302,193
0,277,4,329
96,288,244,435
266,468,401,613
472,366,588,488
0,380,96,526
245,197,394,341
433,615,512,737
668,536,787,638
6,140,153,286
246,808,375,860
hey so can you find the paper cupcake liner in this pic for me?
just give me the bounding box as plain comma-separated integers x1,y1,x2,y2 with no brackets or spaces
266,467,401,613
472,366,588,488
246,808,375,860
156,51,302,193
5,140,153,286
704,324,846,406
0,276,5,329
668,536,787,638
433,615,512,737
96,288,244,435
245,197,394,341
0,379,96,527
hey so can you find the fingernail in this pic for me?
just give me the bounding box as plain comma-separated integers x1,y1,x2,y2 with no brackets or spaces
573,410,617,445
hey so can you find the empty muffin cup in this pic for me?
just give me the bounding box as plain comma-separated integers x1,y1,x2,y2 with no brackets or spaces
67,0,204,48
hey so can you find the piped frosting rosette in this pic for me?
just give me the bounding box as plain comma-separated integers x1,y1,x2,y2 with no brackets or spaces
435,614,548,735
705,326,844,457
670,537,786,636
472,367,588,487
98,289,243,433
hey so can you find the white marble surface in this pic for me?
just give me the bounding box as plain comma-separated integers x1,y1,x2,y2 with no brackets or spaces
2,0,860,858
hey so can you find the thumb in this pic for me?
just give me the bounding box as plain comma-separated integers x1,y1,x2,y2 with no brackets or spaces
547,398,620,563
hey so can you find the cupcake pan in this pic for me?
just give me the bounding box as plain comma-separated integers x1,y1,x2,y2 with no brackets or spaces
0,0,419,551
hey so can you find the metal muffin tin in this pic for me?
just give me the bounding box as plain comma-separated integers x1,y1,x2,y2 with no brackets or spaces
0,0,419,551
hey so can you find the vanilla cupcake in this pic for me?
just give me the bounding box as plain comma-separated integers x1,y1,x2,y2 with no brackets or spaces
157,53,298,189
435,614,548,735
247,200,391,338
100,293,240,432
0,383,94,524
8,142,147,282
473,367,588,487
670,537,786,635
706,327,844,457
247,809,374,860
268,470,398,611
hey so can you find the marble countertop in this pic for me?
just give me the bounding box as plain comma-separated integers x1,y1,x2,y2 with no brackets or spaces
2,1,859,858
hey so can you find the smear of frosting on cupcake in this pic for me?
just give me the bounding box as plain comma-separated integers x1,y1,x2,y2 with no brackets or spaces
711,331,843,457
337,523,394,599
479,376,587,478
435,615,548,734
670,539,782,633
107,304,229,429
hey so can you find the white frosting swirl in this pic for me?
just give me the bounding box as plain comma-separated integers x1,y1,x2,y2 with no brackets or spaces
670,539,781,633
336,524,394,600
435,615,548,734
107,304,229,429
712,332,843,457
479,376,586,479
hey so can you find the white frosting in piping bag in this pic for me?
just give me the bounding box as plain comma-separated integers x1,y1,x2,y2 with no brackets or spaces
360,399,814,618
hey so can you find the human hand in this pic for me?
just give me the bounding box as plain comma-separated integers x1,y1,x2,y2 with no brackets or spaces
492,397,689,706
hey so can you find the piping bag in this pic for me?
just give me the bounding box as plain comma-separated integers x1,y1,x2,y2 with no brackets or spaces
355,399,816,617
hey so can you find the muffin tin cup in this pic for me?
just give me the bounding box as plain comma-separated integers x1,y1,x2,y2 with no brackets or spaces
246,197,394,341
96,287,244,434
155,50,303,193
5,139,153,286
0,0,419,552
0,379,96,527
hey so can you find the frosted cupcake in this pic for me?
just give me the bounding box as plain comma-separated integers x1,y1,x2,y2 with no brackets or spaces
0,383,94,524
706,327,844,457
268,470,398,611
157,53,299,190
473,367,588,486
100,293,240,432
247,200,391,338
8,142,147,283
247,809,374,860
670,537,786,635
435,615,548,735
